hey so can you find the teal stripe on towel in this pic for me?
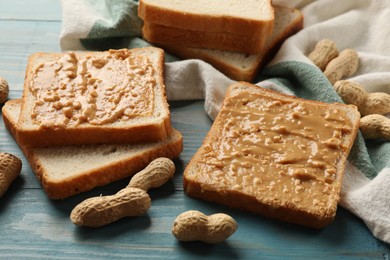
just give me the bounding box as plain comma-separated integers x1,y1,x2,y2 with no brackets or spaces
80,0,143,50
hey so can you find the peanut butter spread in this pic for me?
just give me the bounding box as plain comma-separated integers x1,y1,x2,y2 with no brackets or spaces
194,90,354,214
30,49,156,127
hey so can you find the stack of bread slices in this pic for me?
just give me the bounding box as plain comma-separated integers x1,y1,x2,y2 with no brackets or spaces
2,47,183,199
138,0,303,81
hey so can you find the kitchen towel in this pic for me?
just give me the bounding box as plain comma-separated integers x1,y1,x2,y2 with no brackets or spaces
60,0,390,243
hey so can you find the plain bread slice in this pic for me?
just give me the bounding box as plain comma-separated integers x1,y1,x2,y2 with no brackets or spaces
157,7,303,81
138,0,274,37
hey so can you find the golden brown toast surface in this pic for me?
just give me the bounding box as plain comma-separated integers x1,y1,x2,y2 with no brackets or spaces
184,82,360,228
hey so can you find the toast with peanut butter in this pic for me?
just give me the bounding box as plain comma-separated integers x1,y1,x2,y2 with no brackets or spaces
2,99,183,199
183,82,360,228
17,47,171,147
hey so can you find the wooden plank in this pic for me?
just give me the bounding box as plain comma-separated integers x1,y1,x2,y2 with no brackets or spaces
0,0,61,21
0,20,61,100
1,188,388,259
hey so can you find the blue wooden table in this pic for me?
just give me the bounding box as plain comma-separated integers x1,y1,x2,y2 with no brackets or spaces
0,1,389,259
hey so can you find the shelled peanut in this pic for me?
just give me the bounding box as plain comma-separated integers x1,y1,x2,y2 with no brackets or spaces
172,210,238,244
70,157,175,227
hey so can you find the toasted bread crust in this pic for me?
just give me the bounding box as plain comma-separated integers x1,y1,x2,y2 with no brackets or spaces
2,100,20,138
16,119,172,147
183,82,360,229
183,180,336,228
142,22,268,54
29,131,183,199
138,0,274,37
256,7,304,73
160,44,260,81
17,47,171,147
156,7,303,81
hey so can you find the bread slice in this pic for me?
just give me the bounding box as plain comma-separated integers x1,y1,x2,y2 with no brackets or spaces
17,47,171,147
142,22,268,54
183,82,360,228
3,99,183,199
138,0,274,37
157,7,303,81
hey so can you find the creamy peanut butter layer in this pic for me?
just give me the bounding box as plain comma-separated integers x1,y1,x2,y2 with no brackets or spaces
30,49,156,127
190,88,355,216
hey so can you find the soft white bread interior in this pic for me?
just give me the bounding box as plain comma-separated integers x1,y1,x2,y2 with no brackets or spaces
183,82,360,228
138,0,274,37
3,99,183,199
157,7,303,81
17,47,171,147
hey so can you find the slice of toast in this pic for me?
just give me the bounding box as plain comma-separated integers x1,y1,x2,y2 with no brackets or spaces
183,82,360,228
157,7,303,81
17,47,171,147
3,99,183,199
138,0,274,37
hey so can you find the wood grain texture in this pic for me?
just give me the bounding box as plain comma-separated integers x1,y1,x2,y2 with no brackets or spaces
0,0,389,258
